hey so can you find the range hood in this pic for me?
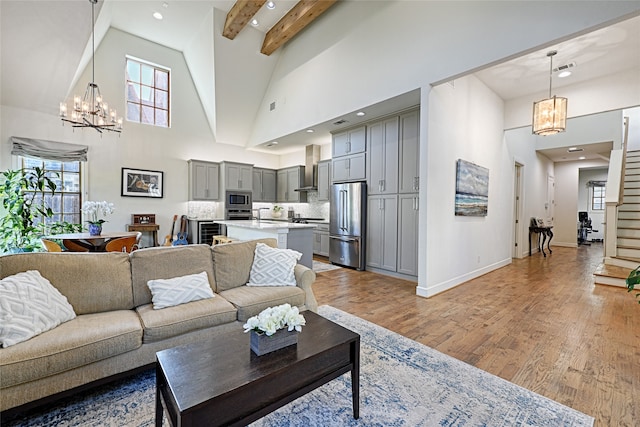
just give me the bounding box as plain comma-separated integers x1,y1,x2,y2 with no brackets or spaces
295,144,320,192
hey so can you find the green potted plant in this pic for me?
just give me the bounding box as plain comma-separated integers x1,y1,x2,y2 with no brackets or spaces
0,167,58,253
625,267,640,304
272,205,284,218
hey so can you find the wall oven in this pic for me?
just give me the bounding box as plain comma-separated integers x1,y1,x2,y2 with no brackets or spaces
225,191,253,221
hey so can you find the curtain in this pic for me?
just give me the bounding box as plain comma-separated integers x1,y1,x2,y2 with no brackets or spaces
11,136,88,162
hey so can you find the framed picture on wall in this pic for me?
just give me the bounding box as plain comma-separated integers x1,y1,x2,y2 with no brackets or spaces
455,159,489,216
121,167,164,198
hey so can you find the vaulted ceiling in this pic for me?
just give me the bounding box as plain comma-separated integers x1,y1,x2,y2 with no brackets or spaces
1,1,638,156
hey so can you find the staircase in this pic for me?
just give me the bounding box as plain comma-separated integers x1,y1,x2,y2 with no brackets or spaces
594,149,640,287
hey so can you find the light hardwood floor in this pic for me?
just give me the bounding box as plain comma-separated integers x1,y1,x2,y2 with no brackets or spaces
312,244,639,427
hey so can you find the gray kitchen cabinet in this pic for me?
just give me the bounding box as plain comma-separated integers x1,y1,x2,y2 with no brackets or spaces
332,153,366,183
397,194,419,276
398,109,420,194
221,161,253,191
317,160,331,201
332,126,366,158
277,166,306,202
188,159,219,201
366,195,398,271
367,116,399,195
253,168,276,202
313,223,330,257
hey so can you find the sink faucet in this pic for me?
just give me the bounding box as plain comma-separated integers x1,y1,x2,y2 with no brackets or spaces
257,208,270,222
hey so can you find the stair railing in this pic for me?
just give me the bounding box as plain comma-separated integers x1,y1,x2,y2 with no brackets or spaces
603,116,630,259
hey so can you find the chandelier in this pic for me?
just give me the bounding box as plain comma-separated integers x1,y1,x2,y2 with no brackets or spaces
532,50,567,136
59,0,122,134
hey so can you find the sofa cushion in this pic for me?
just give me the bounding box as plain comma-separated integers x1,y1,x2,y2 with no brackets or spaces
248,243,301,287
212,238,277,292
130,245,216,307
0,252,133,314
136,297,237,343
0,310,142,388
0,270,76,348
218,286,305,322
147,271,215,309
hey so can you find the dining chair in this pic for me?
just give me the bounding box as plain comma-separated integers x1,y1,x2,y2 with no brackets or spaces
105,236,139,253
62,239,90,252
41,239,63,252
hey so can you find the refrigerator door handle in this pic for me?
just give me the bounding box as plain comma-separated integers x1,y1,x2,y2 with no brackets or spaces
331,235,359,243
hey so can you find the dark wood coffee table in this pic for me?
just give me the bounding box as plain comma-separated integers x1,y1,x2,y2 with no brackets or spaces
155,311,360,426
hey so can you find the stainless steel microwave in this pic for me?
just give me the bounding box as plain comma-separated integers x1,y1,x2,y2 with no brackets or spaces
226,191,252,209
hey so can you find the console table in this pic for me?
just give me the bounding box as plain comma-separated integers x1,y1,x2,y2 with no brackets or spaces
529,225,553,257
126,223,159,247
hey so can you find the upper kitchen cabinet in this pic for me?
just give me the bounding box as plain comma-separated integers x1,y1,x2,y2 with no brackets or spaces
277,166,307,203
398,109,420,193
317,160,331,201
332,153,366,183
253,168,277,202
188,160,219,201
367,117,399,195
332,126,366,158
221,161,253,192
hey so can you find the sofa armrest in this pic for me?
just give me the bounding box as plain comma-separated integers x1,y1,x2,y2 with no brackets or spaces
294,264,318,312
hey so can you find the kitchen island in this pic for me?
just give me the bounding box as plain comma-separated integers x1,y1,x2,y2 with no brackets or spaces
214,220,316,268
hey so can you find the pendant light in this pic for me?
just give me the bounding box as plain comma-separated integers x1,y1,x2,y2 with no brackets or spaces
532,50,567,136
59,0,122,134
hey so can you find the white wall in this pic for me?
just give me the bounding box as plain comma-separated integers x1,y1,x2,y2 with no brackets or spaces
625,106,640,151
418,75,512,297
249,1,640,147
578,168,608,241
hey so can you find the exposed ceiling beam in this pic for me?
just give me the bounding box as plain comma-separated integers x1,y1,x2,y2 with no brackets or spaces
261,0,338,56
222,0,267,40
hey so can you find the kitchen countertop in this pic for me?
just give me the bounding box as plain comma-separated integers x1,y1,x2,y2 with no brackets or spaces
214,220,317,230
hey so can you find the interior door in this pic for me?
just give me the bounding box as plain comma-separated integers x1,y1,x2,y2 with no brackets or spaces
546,175,555,225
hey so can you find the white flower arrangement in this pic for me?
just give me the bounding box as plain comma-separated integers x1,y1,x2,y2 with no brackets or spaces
82,200,115,225
243,303,306,336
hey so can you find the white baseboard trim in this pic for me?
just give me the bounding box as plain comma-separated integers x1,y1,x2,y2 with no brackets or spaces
416,257,512,298
552,242,578,248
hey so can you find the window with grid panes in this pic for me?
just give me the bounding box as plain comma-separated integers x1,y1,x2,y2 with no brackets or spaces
125,57,170,127
592,185,605,210
21,157,82,226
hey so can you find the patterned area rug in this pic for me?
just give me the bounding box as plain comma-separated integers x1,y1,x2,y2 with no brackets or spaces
312,260,342,273
5,306,593,427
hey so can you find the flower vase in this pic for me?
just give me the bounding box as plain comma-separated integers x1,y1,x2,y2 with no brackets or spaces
272,210,282,218
250,329,298,356
88,223,102,236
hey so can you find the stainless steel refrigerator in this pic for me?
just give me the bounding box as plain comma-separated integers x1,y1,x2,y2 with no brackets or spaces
330,182,366,270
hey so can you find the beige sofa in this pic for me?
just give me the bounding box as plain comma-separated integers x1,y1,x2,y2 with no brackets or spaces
0,238,317,413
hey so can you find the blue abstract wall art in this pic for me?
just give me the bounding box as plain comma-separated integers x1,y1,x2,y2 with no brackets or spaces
455,159,489,216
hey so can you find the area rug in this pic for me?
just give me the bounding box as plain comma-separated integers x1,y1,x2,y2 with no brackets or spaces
312,260,342,273
5,306,593,427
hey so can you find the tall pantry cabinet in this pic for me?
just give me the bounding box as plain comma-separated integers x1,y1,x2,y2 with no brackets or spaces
365,109,420,278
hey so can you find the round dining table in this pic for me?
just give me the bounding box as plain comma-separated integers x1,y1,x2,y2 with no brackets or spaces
45,231,140,252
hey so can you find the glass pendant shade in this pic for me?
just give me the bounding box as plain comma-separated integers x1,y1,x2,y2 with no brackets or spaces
532,95,567,136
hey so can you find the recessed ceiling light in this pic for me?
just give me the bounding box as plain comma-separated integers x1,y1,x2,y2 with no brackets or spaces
356,111,365,117
306,129,314,133
251,19,259,26
266,1,276,9
153,11,163,20
558,71,572,78
271,141,278,145
567,147,583,152
579,156,586,160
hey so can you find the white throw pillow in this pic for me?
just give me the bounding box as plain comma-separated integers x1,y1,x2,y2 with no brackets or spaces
0,270,76,348
147,271,215,309
247,243,302,287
